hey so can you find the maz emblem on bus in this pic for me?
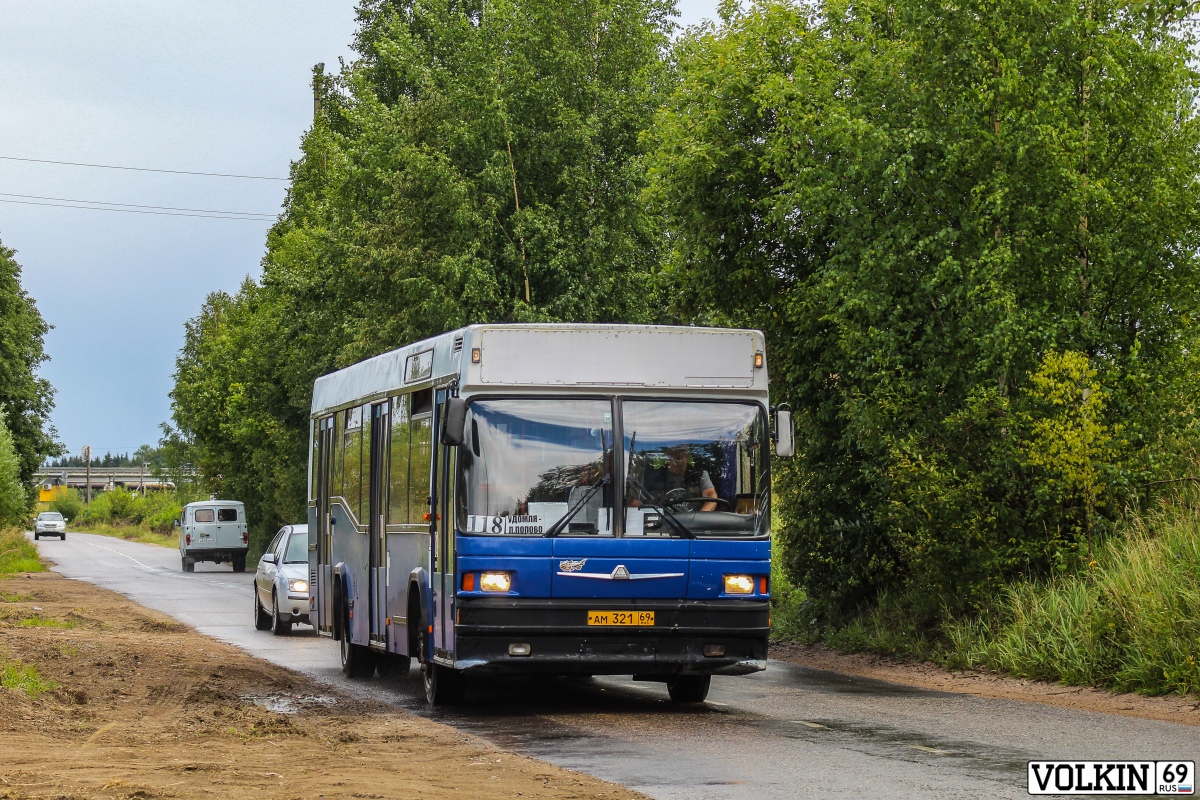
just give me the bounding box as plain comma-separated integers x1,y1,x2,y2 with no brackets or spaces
557,563,686,581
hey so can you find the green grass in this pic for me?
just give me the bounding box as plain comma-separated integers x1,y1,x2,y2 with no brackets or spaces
941,500,1200,695
0,657,57,698
17,614,77,629
72,522,178,548
0,591,32,602
0,528,46,573
775,496,1200,697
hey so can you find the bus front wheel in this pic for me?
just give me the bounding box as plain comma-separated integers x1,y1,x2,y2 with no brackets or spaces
667,674,710,704
418,624,464,705
423,661,465,705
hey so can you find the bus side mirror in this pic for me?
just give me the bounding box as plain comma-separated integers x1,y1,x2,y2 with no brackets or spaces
441,397,467,446
775,407,795,458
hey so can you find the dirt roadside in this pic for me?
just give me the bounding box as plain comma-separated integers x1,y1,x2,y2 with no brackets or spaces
0,572,645,800
771,640,1200,727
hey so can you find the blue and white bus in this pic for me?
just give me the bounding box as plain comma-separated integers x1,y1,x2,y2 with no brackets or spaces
308,324,793,704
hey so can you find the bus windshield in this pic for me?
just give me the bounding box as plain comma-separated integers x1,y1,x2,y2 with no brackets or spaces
458,397,768,538
460,399,615,536
623,400,769,537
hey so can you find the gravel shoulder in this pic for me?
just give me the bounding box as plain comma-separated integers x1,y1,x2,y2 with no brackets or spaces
770,640,1200,728
0,571,645,800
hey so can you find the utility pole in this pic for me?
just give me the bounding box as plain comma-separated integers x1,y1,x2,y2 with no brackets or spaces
140,460,145,497
81,446,92,505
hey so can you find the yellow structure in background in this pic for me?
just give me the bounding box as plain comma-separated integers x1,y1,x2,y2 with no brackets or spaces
38,481,67,503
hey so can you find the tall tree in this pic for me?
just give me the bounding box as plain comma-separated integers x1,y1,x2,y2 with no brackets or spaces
169,0,675,545
0,238,57,502
0,411,26,526
650,0,1200,618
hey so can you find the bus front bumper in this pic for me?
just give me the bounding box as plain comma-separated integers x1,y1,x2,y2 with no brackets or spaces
452,598,769,676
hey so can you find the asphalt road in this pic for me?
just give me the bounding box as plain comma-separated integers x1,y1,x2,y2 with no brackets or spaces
35,532,1200,799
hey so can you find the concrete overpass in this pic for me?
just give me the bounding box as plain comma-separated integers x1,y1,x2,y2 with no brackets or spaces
34,466,198,494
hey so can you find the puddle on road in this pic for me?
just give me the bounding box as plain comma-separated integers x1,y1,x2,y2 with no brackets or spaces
244,693,338,714
391,669,1029,792
763,660,951,697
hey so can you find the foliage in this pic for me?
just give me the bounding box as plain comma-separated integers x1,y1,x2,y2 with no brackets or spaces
76,488,193,532
49,487,84,522
168,0,675,548
0,657,56,698
0,411,26,527
0,528,44,574
650,0,1200,620
46,444,170,469
0,239,58,498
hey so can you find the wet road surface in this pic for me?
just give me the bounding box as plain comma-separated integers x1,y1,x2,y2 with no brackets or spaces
35,532,1200,799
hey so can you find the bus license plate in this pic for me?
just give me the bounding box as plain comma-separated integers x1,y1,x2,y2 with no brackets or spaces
587,611,655,626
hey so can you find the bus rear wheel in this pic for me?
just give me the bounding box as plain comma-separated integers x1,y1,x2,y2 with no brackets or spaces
376,653,411,679
339,608,375,678
231,553,246,573
667,674,711,704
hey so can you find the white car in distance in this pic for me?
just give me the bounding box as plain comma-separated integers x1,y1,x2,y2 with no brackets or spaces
254,524,310,635
34,511,66,540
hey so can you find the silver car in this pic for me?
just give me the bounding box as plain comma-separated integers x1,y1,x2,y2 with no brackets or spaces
253,524,310,635
33,511,66,540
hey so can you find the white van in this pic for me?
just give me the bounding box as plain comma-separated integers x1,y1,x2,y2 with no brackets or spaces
178,500,249,573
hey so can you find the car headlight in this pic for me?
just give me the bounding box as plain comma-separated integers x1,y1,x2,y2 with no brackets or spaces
288,579,309,593
479,572,512,592
724,574,755,595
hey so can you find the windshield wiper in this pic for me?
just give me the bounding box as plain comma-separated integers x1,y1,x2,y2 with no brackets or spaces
625,475,696,539
544,475,610,538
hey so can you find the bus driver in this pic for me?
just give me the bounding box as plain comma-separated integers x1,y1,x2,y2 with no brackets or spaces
629,444,718,512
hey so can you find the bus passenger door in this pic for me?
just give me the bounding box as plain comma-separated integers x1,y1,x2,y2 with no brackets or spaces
436,439,456,657
316,416,334,635
369,402,389,645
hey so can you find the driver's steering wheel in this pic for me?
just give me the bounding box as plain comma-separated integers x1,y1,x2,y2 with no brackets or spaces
663,492,732,511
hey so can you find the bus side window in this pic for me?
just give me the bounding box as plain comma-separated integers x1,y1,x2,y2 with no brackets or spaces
361,402,372,524
310,421,319,503
344,406,364,525
332,411,345,513
409,415,433,523
389,395,410,525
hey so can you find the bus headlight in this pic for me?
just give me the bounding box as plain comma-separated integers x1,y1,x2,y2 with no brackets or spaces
480,572,512,592
724,574,754,595
288,578,309,594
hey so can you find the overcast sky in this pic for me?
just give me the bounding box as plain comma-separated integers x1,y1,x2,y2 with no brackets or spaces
0,0,721,461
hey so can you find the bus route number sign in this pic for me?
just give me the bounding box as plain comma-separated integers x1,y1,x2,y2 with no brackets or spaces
466,515,544,535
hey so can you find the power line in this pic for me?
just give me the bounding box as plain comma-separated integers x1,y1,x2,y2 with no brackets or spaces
0,154,290,181
0,197,276,221
0,191,276,218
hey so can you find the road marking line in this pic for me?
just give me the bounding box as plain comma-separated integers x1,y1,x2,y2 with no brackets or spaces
74,537,163,571
909,745,951,755
794,721,828,728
